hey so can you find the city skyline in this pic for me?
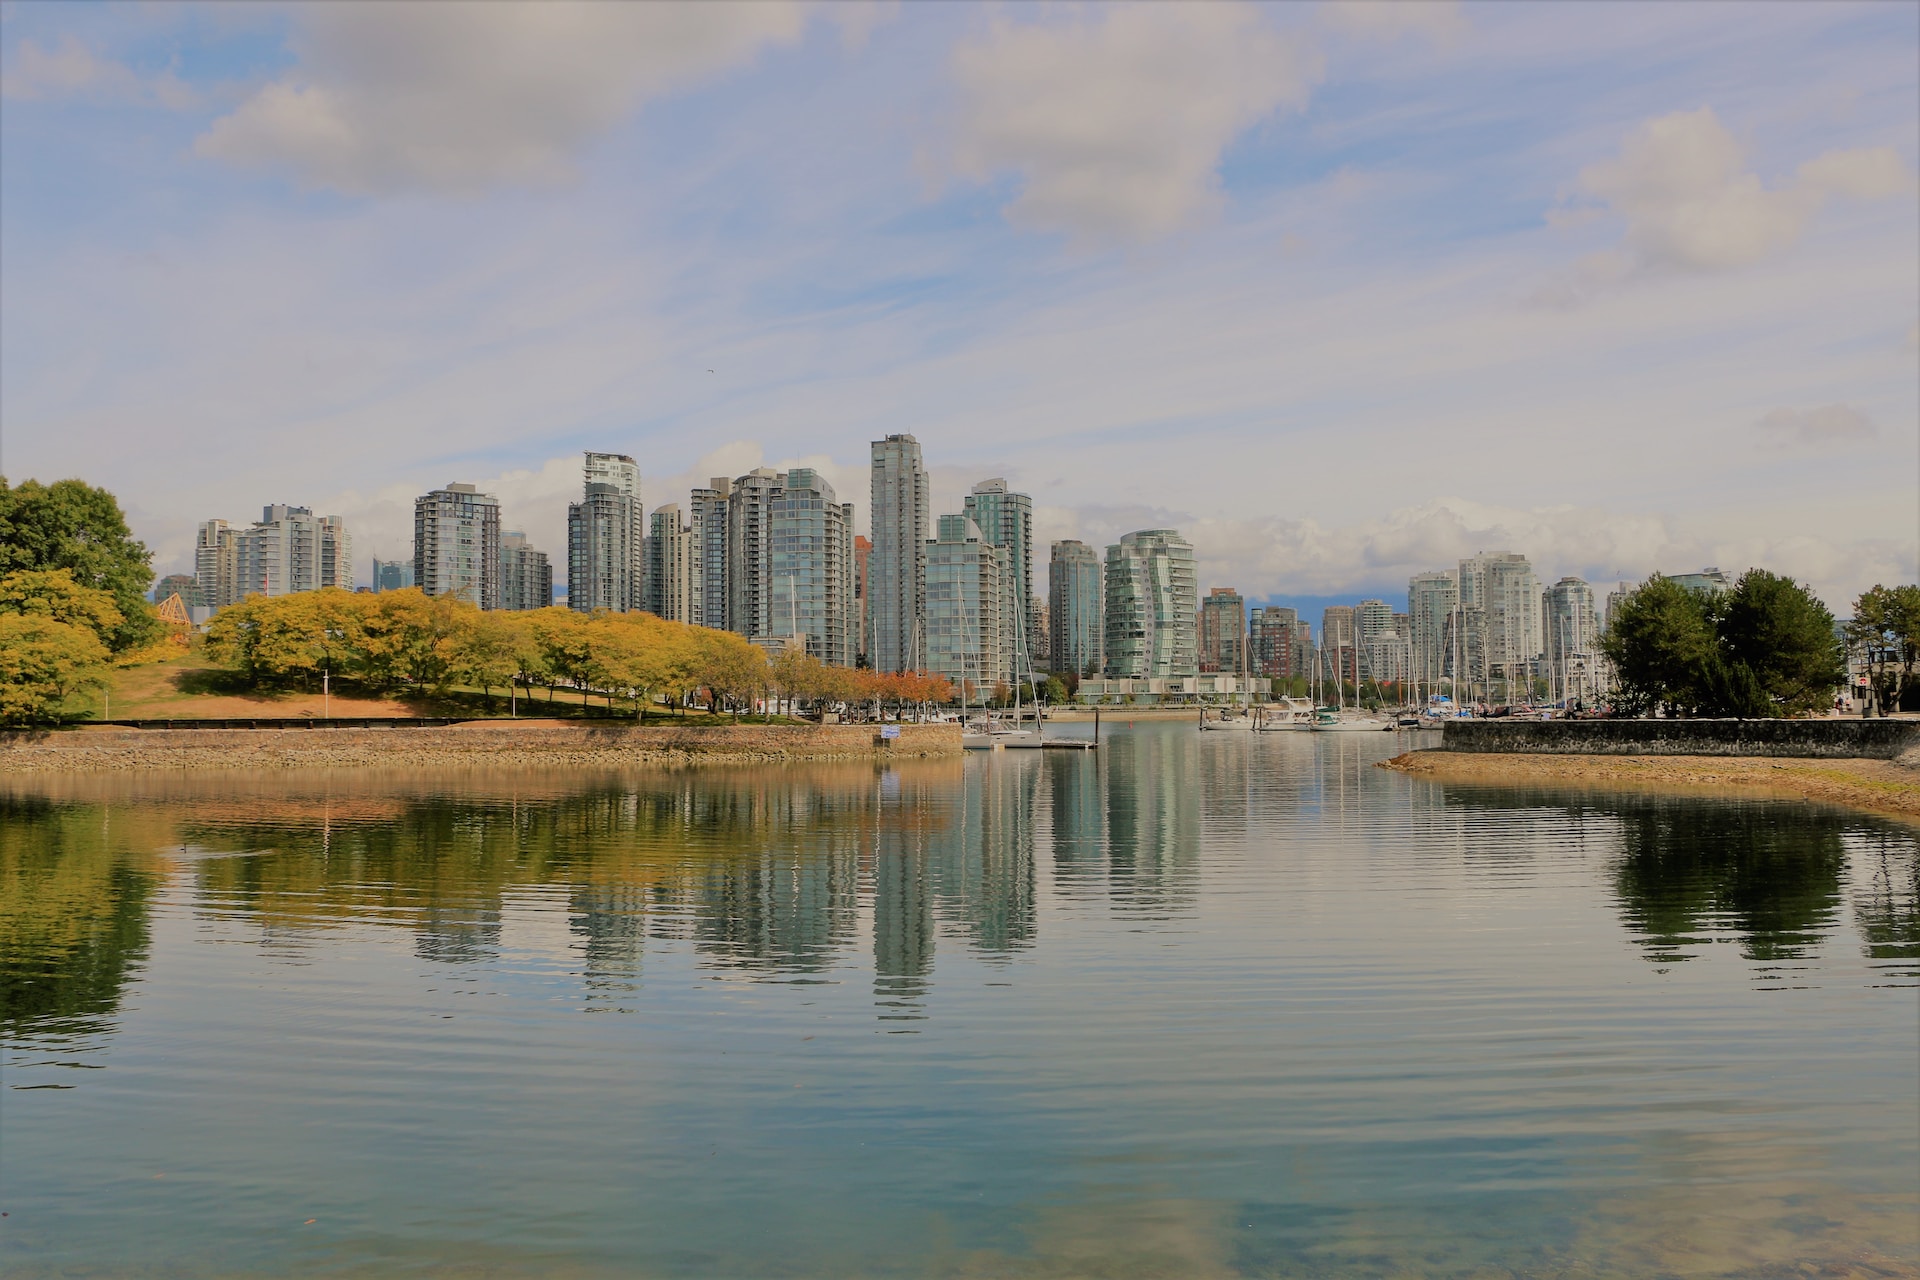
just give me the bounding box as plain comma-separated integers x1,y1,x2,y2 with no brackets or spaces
3,3,1915,611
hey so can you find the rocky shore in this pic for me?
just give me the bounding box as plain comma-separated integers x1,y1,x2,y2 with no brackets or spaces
0,720,961,773
1381,749,1920,820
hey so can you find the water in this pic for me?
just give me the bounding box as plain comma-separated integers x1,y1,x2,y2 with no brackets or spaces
3,724,1916,1278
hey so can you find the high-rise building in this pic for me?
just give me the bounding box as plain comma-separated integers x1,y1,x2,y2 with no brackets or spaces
689,481,728,629
1458,551,1541,693
231,504,352,600
853,535,872,664
770,469,856,665
499,531,553,612
1354,598,1392,646
1321,604,1357,686
566,453,641,612
1048,539,1103,678
194,519,239,609
1365,633,1411,686
585,451,642,578
1198,587,1247,674
870,435,930,672
963,479,1035,672
645,505,696,623
568,482,634,613
1248,605,1299,678
1103,529,1197,679
415,485,499,608
154,574,200,608
926,514,1011,693
1668,567,1733,597
1543,576,1601,704
725,468,784,641
1408,570,1458,687
1353,598,1394,681
372,559,415,593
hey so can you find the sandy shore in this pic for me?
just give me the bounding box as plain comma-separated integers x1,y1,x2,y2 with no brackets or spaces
1381,749,1920,820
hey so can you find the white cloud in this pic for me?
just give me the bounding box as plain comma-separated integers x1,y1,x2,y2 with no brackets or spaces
1569,106,1913,274
1318,0,1466,44
1,35,197,109
1754,404,1878,448
1796,147,1914,200
947,4,1323,241
196,2,811,193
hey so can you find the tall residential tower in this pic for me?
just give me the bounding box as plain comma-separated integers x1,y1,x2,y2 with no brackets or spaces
869,435,930,672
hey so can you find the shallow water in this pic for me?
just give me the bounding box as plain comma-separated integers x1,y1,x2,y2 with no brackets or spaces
2,724,1916,1278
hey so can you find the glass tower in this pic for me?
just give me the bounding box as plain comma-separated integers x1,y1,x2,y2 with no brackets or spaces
869,435,930,672
770,468,856,665
1102,529,1196,679
1048,539,1103,678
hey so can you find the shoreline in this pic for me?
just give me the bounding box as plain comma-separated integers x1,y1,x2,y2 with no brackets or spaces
0,720,961,773
1381,749,1920,821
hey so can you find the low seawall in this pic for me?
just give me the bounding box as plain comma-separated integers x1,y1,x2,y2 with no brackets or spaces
1440,718,1920,759
0,721,961,773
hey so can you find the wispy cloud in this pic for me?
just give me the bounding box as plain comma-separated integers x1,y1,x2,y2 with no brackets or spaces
196,2,815,194
1754,403,1877,448
1,35,197,109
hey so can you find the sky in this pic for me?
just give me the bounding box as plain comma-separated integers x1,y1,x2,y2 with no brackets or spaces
2,0,1916,611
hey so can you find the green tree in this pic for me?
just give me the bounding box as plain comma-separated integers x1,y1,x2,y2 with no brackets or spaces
0,614,111,724
1846,584,1920,715
0,477,160,652
1043,676,1069,705
1599,576,1719,715
1716,569,1844,716
0,569,124,644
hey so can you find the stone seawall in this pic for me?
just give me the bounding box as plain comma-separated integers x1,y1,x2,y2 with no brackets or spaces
1440,718,1920,759
0,721,961,773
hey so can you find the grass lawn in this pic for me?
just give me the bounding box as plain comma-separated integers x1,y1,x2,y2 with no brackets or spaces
60,642,804,725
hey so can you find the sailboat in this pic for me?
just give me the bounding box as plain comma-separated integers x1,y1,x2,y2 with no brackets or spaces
1310,627,1390,731
1200,632,1254,730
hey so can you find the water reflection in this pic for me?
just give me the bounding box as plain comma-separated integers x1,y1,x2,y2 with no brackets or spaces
0,794,159,1048
5,747,1916,1048
1610,797,1846,967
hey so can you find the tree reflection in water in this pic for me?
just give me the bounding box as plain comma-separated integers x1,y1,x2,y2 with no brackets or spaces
0,793,160,1049
5,758,1913,1048
1611,797,1848,966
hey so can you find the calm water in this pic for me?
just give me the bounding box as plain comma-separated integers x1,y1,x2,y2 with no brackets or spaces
2,725,1916,1278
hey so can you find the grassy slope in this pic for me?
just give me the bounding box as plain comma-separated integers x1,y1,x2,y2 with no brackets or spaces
66,642,797,725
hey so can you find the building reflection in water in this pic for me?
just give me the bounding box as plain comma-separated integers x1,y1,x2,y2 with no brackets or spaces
11,744,1912,1042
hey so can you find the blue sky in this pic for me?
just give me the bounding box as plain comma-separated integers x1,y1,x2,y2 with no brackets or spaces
2,0,1915,609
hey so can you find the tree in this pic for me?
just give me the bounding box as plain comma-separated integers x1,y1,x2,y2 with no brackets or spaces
1599,576,1718,716
693,628,768,720
455,612,524,709
1716,570,1844,717
0,569,124,644
0,477,161,652
1043,676,1070,705
526,607,595,705
770,648,827,716
0,614,110,725
1846,584,1920,715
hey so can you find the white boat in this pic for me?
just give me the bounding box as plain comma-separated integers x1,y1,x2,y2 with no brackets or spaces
1253,697,1317,731
1310,709,1393,732
1199,708,1255,731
